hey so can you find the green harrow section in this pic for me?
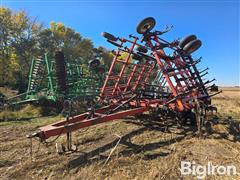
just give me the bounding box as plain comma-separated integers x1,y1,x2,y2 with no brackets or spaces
26,54,56,103
6,52,106,107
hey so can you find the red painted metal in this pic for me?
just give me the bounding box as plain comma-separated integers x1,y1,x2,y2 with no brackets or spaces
100,39,125,97
112,37,138,95
31,18,216,141
124,63,138,92
38,106,148,139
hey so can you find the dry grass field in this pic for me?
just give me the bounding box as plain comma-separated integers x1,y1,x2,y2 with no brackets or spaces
0,87,240,180
212,87,240,118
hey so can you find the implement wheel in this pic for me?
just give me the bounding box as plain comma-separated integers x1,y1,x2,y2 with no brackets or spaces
89,59,100,68
183,39,202,54
136,17,156,34
179,35,197,49
182,111,197,126
101,32,118,42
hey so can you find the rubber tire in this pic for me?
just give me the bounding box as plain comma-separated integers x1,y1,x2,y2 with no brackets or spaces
183,39,202,54
89,59,100,68
179,35,197,49
183,111,197,126
136,17,156,34
107,40,122,48
101,32,118,42
136,45,148,53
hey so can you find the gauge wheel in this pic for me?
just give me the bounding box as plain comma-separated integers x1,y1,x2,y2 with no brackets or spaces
183,39,202,54
179,34,197,49
136,17,156,34
101,32,118,41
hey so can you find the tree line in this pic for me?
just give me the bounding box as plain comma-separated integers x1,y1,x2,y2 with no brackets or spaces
0,7,113,93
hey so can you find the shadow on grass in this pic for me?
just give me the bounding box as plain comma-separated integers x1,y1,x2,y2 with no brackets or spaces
203,117,240,142
67,117,195,169
67,115,240,169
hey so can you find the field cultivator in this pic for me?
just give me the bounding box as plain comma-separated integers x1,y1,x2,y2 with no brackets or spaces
29,17,221,150
4,49,105,109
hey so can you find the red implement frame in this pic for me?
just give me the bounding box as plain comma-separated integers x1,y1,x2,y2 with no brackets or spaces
31,19,217,141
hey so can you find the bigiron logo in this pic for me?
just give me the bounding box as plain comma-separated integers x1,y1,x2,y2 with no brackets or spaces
180,161,238,179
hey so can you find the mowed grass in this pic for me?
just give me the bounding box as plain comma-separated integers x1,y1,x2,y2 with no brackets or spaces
0,87,239,180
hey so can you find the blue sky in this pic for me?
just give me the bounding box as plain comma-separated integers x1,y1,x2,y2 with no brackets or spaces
2,0,239,86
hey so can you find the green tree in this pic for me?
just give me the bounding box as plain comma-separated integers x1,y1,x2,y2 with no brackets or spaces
0,7,42,91
97,46,114,68
38,22,94,64
0,7,107,93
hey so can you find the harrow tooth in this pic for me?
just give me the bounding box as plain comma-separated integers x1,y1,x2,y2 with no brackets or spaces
190,59,201,65
204,78,216,85
27,56,46,92
32,70,39,74
206,84,215,90
200,72,208,77
177,77,188,81
35,59,44,62
208,90,222,97
199,67,209,74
